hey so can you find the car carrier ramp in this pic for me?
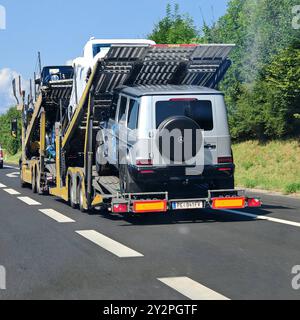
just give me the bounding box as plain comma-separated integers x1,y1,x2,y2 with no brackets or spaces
62,43,235,151
23,78,73,153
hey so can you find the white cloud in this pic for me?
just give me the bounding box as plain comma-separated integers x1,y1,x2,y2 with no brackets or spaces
0,68,29,113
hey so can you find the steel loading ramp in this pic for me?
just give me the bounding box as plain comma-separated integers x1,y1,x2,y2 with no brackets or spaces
23,78,73,153
62,43,235,151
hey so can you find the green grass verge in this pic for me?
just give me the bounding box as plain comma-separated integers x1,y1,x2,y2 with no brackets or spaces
3,150,21,165
232,140,300,194
3,140,300,195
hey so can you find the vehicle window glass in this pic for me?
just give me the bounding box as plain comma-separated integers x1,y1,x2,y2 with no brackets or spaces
127,99,140,130
156,100,213,131
118,96,128,122
110,95,118,120
92,44,112,57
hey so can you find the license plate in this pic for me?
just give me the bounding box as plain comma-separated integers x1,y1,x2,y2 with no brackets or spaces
172,201,204,210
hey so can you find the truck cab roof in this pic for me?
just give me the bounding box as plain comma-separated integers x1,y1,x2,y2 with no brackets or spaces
116,85,223,98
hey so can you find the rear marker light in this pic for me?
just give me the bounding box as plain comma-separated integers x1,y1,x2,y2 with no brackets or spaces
247,198,262,208
112,204,128,213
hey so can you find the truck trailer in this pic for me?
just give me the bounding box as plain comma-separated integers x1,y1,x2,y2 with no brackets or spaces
12,43,261,215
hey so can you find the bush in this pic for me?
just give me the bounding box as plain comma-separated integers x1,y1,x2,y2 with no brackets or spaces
0,106,21,155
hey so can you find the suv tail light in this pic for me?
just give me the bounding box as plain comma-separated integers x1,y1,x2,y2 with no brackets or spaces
136,159,153,166
0,150,3,158
218,157,233,164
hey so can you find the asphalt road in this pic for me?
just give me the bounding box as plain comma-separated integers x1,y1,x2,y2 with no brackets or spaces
0,165,300,300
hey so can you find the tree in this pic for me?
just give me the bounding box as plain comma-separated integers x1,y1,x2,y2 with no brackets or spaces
202,0,300,140
148,3,199,44
0,106,22,155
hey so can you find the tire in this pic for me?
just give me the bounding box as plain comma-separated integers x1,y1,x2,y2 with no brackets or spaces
36,170,44,195
0,163,3,169
32,168,37,193
77,181,87,213
96,141,111,176
119,165,142,194
69,177,77,209
20,171,26,188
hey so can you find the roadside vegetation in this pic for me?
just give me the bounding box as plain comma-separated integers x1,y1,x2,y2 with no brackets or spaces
233,140,300,194
3,149,21,165
0,1,299,194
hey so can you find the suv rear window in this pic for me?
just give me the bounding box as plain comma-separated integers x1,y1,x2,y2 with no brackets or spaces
156,100,213,131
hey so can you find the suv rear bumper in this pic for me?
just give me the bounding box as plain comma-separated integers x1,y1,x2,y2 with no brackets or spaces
129,164,235,186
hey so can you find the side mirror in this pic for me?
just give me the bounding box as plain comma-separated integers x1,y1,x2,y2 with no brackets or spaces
11,119,18,138
35,78,41,85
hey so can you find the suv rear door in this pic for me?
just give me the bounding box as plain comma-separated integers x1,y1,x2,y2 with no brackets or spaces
151,95,219,170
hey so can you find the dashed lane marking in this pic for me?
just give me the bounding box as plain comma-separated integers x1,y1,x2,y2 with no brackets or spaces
76,230,144,258
4,188,21,195
0,183,7,188
18,197,41,206
39,209,75,223
158,277,230,300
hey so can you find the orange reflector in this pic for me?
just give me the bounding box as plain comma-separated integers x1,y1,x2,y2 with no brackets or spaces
212,197,246,210
133,200,167,213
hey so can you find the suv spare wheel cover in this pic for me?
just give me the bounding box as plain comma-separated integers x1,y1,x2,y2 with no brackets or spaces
156,116,203,163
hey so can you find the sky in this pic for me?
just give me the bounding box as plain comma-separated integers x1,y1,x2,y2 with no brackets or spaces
0,0,228,112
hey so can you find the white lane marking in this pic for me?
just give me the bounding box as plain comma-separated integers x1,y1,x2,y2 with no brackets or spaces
39,209,75,223
4,165,18,169
6,172,20,178
0,183,7,188
158,277,230,301
4,188,21,195
18,197,41,206
224,210,300,228
76,230,144,258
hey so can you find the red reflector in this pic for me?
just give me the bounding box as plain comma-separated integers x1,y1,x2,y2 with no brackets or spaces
169,98,198,102
112,204,128,213
136,159,153,166
247,198,262,208
218,157,233,164
140,170,154,174
218,168,232,172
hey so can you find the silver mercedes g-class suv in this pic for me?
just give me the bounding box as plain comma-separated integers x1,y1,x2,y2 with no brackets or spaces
96,85,234,197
